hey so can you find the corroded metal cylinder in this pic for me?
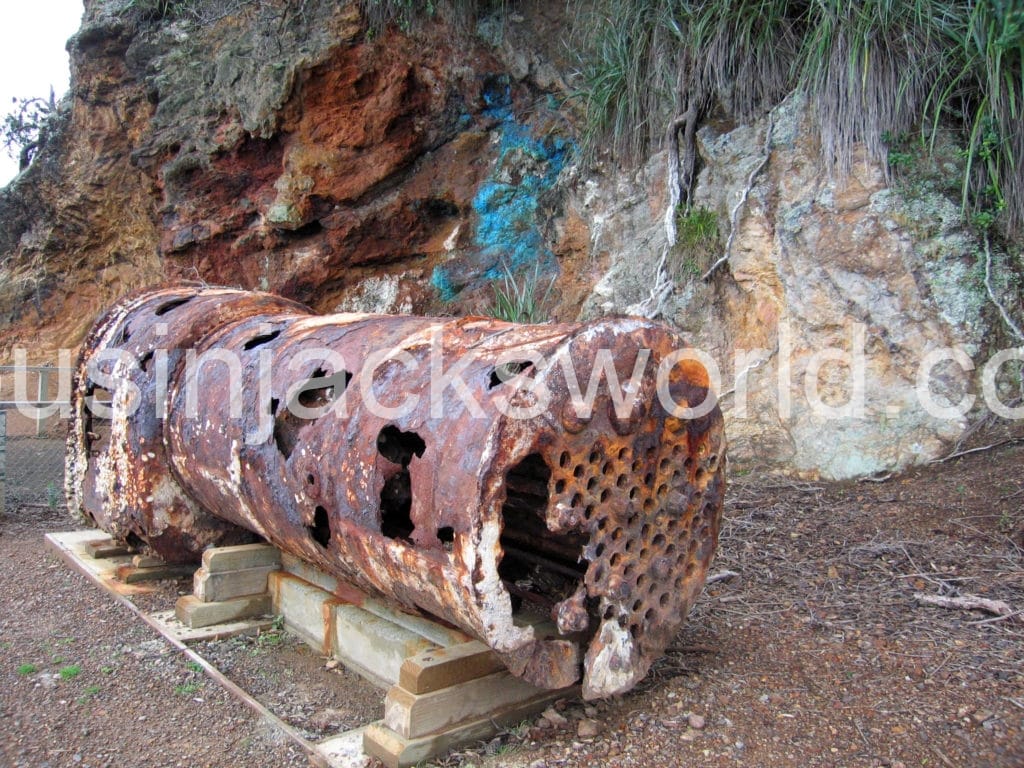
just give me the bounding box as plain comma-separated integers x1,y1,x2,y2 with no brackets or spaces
67,285,726,698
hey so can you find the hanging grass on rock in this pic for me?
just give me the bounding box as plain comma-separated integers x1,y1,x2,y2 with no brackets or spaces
571,0,1024,237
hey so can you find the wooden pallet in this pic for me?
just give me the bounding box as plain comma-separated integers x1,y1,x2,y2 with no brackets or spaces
45,531,577,768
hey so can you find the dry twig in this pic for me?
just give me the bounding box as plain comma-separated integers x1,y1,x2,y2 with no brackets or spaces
706,570,740,584
913,592,1016,619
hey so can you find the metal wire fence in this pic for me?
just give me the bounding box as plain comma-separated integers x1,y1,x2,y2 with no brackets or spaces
0,366,71,515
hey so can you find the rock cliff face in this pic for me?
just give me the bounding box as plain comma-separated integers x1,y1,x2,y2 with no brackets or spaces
1,0,1019,478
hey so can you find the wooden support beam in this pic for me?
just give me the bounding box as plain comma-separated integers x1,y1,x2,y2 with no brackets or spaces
202,543,281,573
384,670,554,740
365,685,574,768
398,641,503,695
85,538,133,559
116,562,195,583
175,593,273,628
194,565,276,602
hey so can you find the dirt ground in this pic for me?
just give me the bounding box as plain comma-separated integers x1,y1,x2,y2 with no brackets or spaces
1,442,1022,768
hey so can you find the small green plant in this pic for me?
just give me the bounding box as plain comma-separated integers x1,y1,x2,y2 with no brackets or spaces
250,617,287,654
880,131,913,173
490,262,555,324
16,663,37,676
677,206,719,248
46,481,60,511
59,664,81,680
998,509,1013,533
122,0,190,20
671,206,720,281
174,681,201,695
186,660,203,674
2,91,56,171
255,631,283,650
78,684,101,703
100,666,115,675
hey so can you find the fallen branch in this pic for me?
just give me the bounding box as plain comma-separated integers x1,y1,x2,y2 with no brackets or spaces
930,436,1024,464
706,569,740,584
702,112,774,281
914,591,1016,619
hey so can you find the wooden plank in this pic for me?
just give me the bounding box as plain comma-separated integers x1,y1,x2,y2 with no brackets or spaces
365,685,575,768
384,670,552,739
151,609,277,643
202,543,281,573
133,554,165,568
44,531,155,596
175,593,273,628
194,565,275,602
85,539,133,559
398,641,504,695
116,562,195,583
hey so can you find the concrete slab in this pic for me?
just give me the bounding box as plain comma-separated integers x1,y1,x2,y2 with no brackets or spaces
316,727,371,768
269,571,336,654
333,605,438,689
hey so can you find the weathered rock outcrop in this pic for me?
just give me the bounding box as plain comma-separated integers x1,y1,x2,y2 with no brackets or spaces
1,0,1020,478
575,96,1016,478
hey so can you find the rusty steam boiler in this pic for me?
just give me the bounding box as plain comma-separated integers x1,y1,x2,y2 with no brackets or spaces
66,286,725,699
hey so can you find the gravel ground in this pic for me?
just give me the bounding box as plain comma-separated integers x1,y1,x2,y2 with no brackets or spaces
1,442,1022,768
0,507,307,768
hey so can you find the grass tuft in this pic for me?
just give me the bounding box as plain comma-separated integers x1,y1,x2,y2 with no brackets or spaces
572,0,1024,236
490,262,555,324
58,664,81,680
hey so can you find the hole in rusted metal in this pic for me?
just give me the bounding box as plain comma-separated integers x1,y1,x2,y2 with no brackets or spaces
273,411,301,459
488,360,533,389
498,453,588,616
437,526,454,543
309,505,331,548
295,368,351,409
377,425,425,465
378,426,425,541
243,329,282,350
272,371,352,459
139,350,154,373
154,296,193,316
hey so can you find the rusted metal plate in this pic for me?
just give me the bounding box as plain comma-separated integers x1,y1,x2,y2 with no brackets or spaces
67,286,726,698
